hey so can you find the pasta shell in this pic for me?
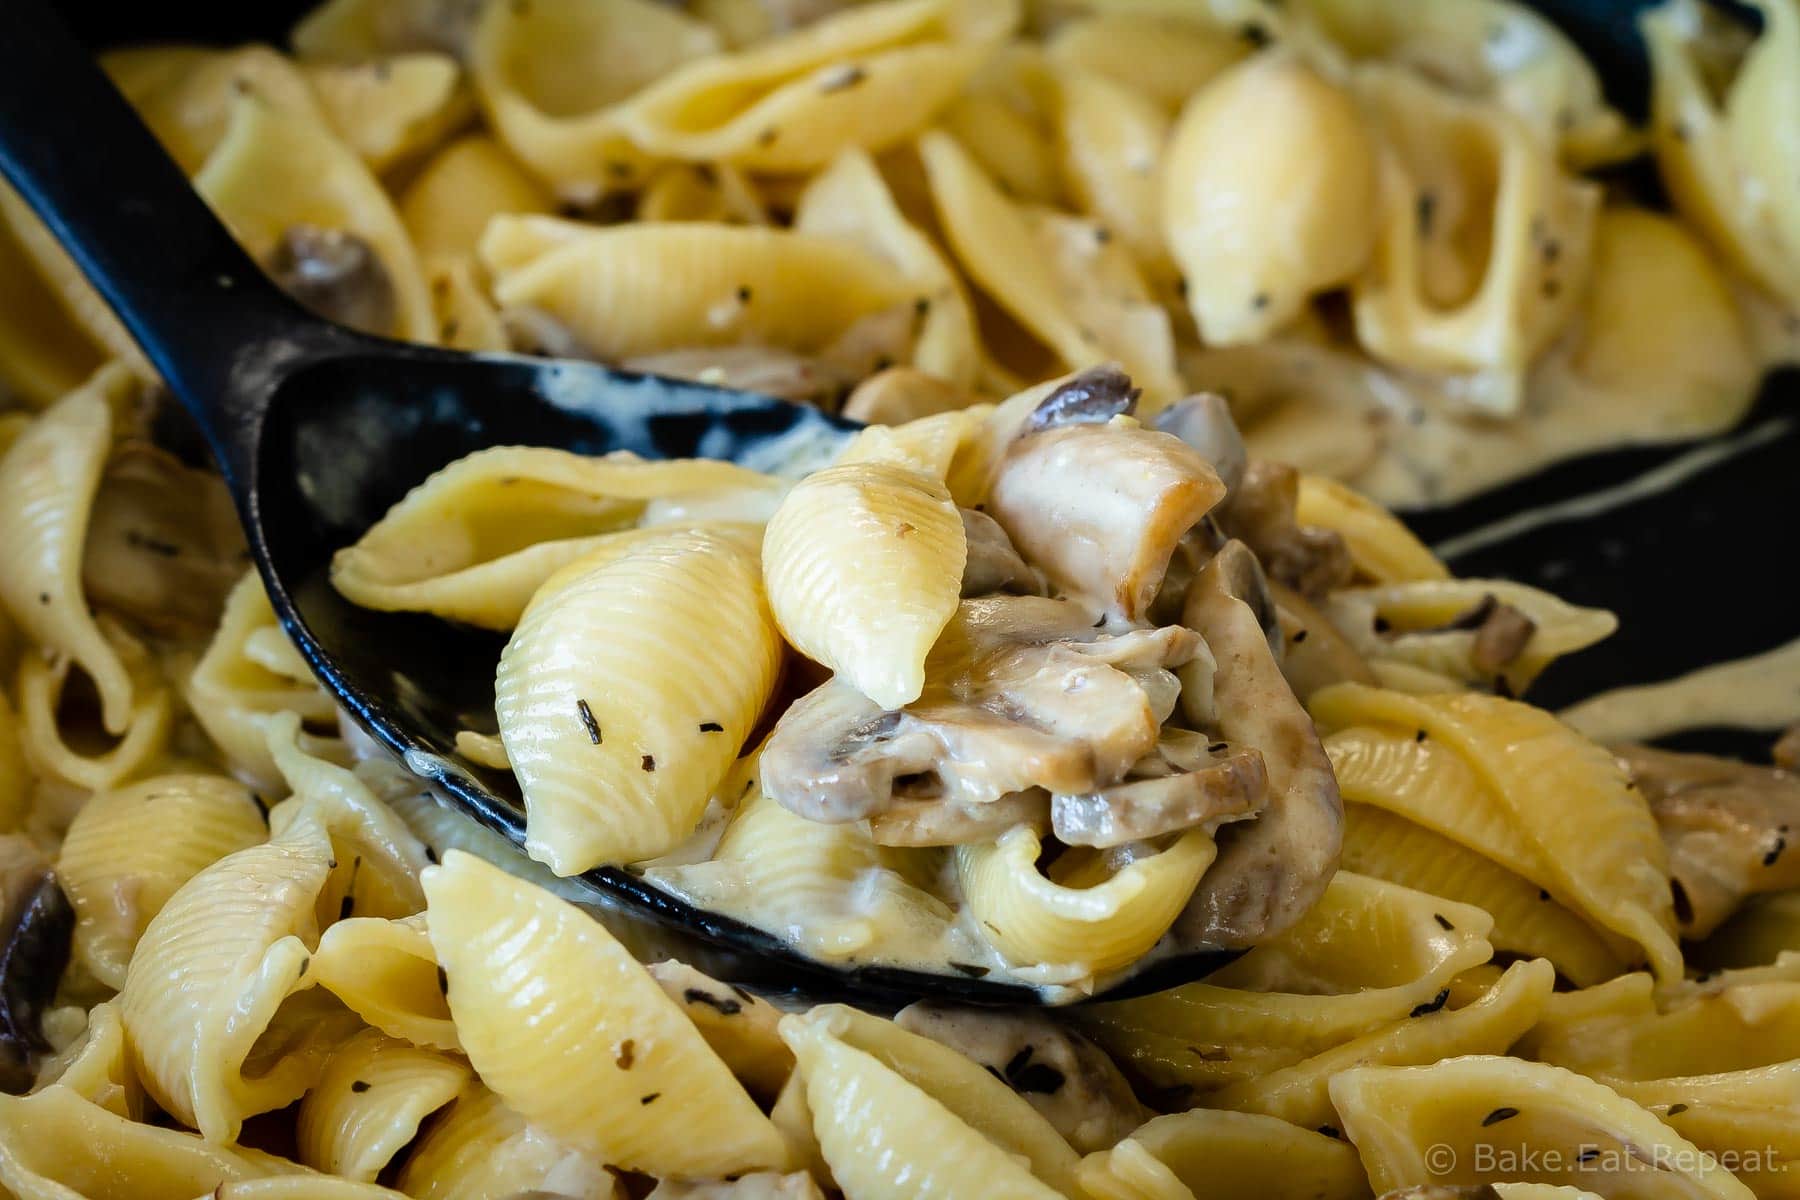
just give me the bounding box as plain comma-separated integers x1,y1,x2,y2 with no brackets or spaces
1077,1109,1366,1200
296,1028,470,1182
394,1083,615,1200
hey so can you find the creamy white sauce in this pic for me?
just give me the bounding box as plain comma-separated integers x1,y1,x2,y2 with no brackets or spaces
1560,637,1800,745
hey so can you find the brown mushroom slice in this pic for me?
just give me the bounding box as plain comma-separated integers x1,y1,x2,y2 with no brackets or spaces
988,422,1225,623
761,596,1201,824
1022,364,1141,433
266,224,399,337
894,1002,1150,1155
1619,743,1800,938
869,789,1051,848
81,441,246,637
1153,391,1248,495
1215,459,1353,599
959,508,1042,598
1174,540,1344,947
0,835,73,1094
1052,731,1267,849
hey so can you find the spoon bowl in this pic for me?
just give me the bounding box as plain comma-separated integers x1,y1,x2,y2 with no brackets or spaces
0,0,1246,1004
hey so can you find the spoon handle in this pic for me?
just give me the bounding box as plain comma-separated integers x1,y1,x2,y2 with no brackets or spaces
0,0,325,480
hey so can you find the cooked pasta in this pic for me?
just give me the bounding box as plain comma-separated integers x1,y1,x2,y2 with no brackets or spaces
2,1,1797,1196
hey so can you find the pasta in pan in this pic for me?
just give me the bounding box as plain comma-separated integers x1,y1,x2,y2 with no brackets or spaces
1,0,1798,1197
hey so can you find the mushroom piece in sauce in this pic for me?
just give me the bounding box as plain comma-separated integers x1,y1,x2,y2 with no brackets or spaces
959,507,1043,599
1051,729,1267,849
988,418,1226,624
1214,459,1353,599
1619,743,1800,938
1173,541,1344,947
0,835,73,1094
760,596,1202,825
895,1002,1150,1154
266,225,399,338
1154,391,1248,496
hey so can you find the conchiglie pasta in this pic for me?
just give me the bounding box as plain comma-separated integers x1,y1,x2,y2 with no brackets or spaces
0,367,138,735
192,95,436,342
1162,53,1379,345
393,1083,617,1200
0,186,148,374
0,205,102,408
399,134,555,262
330,445,776,630
1076,1108,1367,1200
617,0,1020,171
423,850,787,1177
1329,1054,1757,1200
302,54,472,172
15,615,173,792
29,1001,144,1120
1350,66,1599,412
1045,12,1246,113
104,44,325,174
920,130,1182,410
1311,684,1681,981
312,914,459,1052
762,460,963,709
291,0,482,60
295,1028,470,1182
779,1006,1071,1199
467,0,721,201
1294,475,1448,585
479,215,916,360
495,526,780,871
1050,67,1173,288
56,773,268,991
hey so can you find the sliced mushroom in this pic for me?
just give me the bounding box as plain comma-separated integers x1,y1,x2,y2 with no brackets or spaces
870,788,1051,847
1023,364,1141,433
267,225,398,337
989,421,1226,623
0,835,73,1094
894,1002,1150,1154
1173,540,1343,947
761,596,1202,823
81,441,247,636
1417,593,1540,674
1154,392,1248,495
1214,459,1353,599
1052,730,1267,849
960,508,1042,598
1619,743,1800,938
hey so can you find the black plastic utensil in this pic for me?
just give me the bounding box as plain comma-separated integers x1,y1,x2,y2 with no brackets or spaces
0,0,1249,1005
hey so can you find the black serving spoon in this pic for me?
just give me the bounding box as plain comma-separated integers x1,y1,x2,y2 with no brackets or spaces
0,0,1248,1005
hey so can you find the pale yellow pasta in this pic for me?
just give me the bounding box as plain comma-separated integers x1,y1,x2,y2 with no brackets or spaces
956,826,1216,977
1162,52,1377,345
0,1085,293,1200
55,773,267,990
648,959,794,1102
0,186,148,374
1295,476,1448,585
331,445,775,629
1699,890,1800,972
423,255,509,351
467,0,721,201
1208,956,1554,1128
938,44,1062,207
649,781,960,964
1330,1054,1757,1200
394,1083,618,1200
1298,0,1637,166
312,914,459,1052
762,459,963,708
0,366,138,734
1077,872,1496,1092
208,1178,408,1199
495,526,778,871
835,405,996,496
30,1002,144,1121
104,44,324,174
292,0,481,60
118,803,352,1141
793,148,980,388
423,850,787,1177
1618,1065,1800,1200
780,1005,1072,1199
637,160,771,225
480,214,916,360
1321,579,1618,692
1569,205,1761,434
296,1028,470,1182
617,0,1020,171
1076,1108,1368,1200
400,134,555,262
1312,684,1682,981
15,618,174,792
919,129,1182,409
192,95,437,342
302,54,473,171
1350,66,1600,412
186,572,346,791
1050,67,1173,287
1642,0,1800,310
1045,12,1246,113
